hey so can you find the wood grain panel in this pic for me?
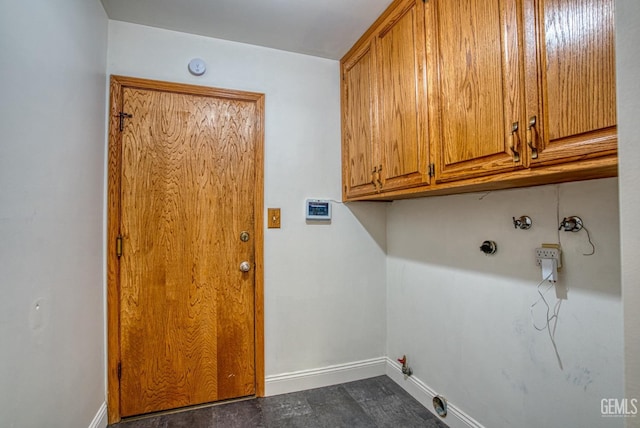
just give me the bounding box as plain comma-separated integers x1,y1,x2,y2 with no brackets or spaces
526,0,617,166
112,81,260,418
208,95,256,401
376,0,429,191
543,0,616,139
436,0,525,181
342,39,378,198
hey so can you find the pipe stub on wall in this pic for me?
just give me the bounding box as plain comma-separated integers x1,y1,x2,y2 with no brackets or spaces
480,240,497,255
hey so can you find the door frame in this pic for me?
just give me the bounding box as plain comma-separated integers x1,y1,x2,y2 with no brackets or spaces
106,75,265,424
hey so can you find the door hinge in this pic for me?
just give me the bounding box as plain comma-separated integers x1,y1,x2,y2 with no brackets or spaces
116,235,123,258
117,112,132,132
428,163,435,178
117,362,122,380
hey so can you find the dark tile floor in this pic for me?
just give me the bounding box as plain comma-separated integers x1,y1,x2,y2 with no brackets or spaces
111,375,449,428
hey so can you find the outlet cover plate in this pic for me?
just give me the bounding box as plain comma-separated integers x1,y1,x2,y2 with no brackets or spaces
535,246,562,269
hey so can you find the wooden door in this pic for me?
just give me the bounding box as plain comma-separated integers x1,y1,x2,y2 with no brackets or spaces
435,0,526,182
107,76,264,422
524,0,617,166
342,38,379,199
376,0,431,191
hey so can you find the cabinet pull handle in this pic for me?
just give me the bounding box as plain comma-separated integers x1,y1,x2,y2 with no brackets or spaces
508,122,521,163
376,165,383,189
372,166,379,190
526,116,538,159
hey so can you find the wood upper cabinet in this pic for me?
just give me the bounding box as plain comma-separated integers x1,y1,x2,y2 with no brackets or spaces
342,38,378,199
434,0,617,182
376,0,430,192
342,0,431,199
435,0,527,182
341,0,617,201
524,0,617,166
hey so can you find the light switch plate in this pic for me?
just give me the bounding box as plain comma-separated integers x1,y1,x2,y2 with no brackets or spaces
268,208,281,228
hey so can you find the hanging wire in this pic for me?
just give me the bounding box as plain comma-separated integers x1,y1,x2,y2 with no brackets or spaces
530,272,564,370
555,185,561,245
581,225,596,256
478,191,492,200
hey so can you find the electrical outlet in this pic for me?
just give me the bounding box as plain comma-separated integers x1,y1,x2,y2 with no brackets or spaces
535,245,562,269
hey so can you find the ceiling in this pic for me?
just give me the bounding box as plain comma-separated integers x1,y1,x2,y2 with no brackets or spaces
100,0,394,60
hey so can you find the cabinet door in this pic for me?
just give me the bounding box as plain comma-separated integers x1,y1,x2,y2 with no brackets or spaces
376,0,431,191
435,0,526,182
525,0,617,166
342,39,379,199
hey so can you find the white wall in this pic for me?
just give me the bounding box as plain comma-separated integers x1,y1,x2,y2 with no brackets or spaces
386,178,623,427
0,3,628,427
106,21,388,379
616,2,640,427
0,0,108,427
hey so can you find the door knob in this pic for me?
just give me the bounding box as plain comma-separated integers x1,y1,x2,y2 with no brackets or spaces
239,261,251,272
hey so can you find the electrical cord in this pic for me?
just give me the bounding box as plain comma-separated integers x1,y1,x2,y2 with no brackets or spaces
530,271,564,370
556,185,561,245
530,272,555,331
556,184,595,256
581,225,596,256
478,191,492,200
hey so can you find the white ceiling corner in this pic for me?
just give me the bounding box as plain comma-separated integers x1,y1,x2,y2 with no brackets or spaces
100,0,394,60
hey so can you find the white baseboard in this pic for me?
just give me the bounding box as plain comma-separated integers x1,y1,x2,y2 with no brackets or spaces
385,358,484,428
88,402,108,428
265,357,387,396
94,358,481,428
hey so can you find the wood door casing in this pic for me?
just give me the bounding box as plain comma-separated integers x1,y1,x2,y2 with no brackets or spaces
435,0,526,182
376,0,430,191
525,0,617,166
107,76,265,424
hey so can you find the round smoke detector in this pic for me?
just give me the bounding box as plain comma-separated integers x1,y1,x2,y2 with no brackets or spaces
188,58,207,76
